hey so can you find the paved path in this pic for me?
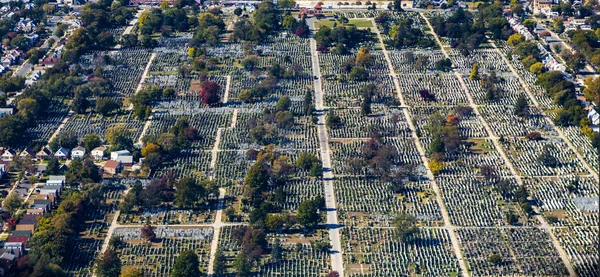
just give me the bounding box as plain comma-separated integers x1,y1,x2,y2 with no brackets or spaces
222,75,231,103
46,111,74,145
421,13,576,277
128,52,157,110
372,18,470,277
136,115,153,145
309,35,345,276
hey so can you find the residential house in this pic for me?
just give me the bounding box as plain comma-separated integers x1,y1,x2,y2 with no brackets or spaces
18,148,34,159
47,175,65,186
91,146,106,160
104,160,122,175
54,147,69,160
39,184,62,196
71,146,85,159
111,149,133,165
36,147,52,160
40,56,59,67
0,107,14,118
1,149,15,161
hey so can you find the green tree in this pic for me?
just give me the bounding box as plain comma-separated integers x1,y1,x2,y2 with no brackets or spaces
514,94,530,118
94,249,121,277
271,238,283,264
297,199,321,228
2,193,22,214
174,177,209,208
393,212,420,242
82,133,102,152
276,96,291,111
171,250,200,277
213,248,226,275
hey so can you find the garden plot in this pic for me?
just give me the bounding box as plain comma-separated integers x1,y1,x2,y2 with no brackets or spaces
397,73,469,106
555,226,599,277
327,108,412,139
146,109,232,149
218,226,331,276
478,105,553,137
63,185,125,277
334,177,442,227
61,112,144,142
341,227,461,277
500,137,587,176
113,227,213,277
410,106,488,138
436,176,518,227
457,228,567,277
524,176,599,226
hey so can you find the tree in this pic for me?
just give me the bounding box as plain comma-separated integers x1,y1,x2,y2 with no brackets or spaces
279,0,296,10
525,131,543,141
96,98,120,116
507,33,523,47
297,199,321,228
171,250,200,277
17,98,40,122
393,213,420,242
141,224,156,242
174,177,209,208
120,268,144,277
271,238,282,264
296,152,319,170
537,145,558,167
94,249,121,277
2,193,21,214
82,134,103,152
355,48,374,67
199,81,221,105
469,64,479,80
514,94,530,118
488,253,502,265
213,248,226,275
276,96,291,111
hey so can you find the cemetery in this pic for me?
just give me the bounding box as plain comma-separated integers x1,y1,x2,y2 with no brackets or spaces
0,3,597,277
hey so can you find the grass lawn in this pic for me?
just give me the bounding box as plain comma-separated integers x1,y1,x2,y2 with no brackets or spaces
315,19,373,29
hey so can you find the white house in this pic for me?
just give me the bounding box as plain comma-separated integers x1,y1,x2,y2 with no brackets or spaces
110,150,130,160
54,147,69,160
19,148,34,159
1,149,16,161
588,108,599,132
47,175,65,186
91,146,106,160
71,146,85,159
